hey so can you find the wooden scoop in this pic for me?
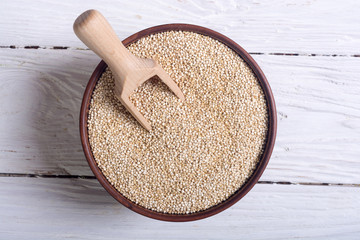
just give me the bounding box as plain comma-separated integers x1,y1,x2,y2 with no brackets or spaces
73,10,184,131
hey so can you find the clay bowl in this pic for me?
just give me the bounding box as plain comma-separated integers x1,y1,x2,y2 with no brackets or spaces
80,24,277,222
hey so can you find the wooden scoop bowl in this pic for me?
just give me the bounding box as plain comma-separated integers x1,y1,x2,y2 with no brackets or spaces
79,23,277,221
73,10,184,131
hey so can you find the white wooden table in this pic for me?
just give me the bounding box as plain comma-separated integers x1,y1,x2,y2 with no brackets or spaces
1,0,360,239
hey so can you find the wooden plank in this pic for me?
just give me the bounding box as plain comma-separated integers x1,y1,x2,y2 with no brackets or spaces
0,177,359,239
1,0,360,54
0,49,98,176
254,54,360,184
1,48,359,184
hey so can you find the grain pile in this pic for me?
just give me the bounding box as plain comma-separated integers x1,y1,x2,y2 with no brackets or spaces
88,31,268,214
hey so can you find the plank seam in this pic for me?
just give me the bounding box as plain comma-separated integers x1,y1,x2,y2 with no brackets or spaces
0,173,95,179
0,173,359,187
1,45,359,57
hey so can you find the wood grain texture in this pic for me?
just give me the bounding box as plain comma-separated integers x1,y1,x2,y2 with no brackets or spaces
0,49,98,175
1,0,360,54
0,48,359,184
0,177,359,239
254,54,360,184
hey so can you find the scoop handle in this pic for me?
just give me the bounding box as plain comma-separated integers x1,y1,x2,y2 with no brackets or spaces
73,10,132,79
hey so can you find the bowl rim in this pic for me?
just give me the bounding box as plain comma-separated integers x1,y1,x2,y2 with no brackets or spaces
80,23,277,222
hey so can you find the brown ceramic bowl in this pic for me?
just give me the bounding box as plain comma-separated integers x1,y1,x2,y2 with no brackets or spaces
80,24,277,222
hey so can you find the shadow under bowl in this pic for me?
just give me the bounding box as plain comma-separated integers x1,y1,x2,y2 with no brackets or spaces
80,24,277,222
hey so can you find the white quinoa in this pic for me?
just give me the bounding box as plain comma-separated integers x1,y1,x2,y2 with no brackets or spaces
88,31,268,214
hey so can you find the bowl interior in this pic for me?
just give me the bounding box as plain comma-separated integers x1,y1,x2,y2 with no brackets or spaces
80,24,277,222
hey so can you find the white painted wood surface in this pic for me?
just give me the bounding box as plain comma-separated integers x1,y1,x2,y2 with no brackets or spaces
0,0,359,238
1,178,359,239
1,0,360,55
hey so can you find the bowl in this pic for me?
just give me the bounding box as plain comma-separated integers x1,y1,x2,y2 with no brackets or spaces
80,24,277,222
